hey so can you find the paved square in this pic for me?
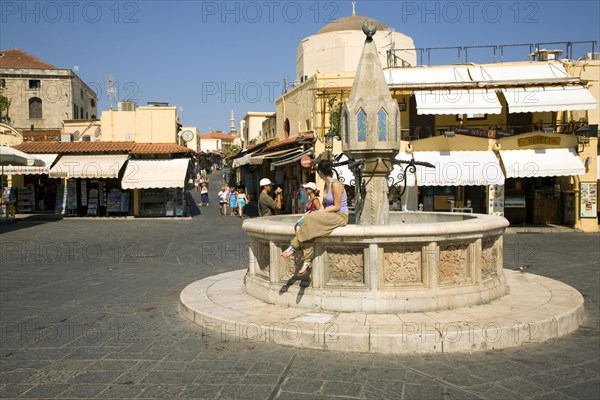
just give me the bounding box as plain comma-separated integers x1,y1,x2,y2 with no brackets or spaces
1,177,598,399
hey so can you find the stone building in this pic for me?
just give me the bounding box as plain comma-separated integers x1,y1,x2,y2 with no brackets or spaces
0,49,98,132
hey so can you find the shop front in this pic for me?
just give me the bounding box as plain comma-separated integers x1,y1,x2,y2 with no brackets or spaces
411,150,505,214
48,154,130,216
498,147,585,225
1,153,60,214
121,158,191,217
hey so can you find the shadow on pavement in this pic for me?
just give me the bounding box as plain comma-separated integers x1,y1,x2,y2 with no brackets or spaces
0,215,63,234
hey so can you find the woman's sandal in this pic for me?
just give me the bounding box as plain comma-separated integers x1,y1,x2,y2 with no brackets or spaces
282,246,295,258
297,262,312,276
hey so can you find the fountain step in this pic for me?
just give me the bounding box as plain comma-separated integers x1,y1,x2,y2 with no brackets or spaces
180,270,584,354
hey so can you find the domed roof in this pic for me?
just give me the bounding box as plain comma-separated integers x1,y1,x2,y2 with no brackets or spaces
317,15,390,34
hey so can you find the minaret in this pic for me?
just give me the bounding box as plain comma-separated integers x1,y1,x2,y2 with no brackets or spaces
352,2,356,16
230,110,237,135
340,21,401,225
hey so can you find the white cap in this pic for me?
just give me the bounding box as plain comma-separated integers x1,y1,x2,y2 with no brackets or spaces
259,178,272,187
302,182,317,191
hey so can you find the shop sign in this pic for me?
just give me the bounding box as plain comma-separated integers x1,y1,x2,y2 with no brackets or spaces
300,155,312,168
517,135,561,147
580,182,597,218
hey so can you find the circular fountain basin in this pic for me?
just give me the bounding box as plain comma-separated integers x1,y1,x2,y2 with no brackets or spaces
242,212,509,313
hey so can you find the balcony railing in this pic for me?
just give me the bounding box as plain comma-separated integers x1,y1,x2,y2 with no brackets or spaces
387,40,597,68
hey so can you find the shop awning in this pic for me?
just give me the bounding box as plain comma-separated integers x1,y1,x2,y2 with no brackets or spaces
499,148,585,178
415,89,502,115
0,146,45,166
121,159,190,189
501,86,597,113
469,63,576,85
1,153,58,175
250,147,304,165
49,154,129,179
385,66,471,87
231,146,270,168
269,149,313,171
412,151,505,186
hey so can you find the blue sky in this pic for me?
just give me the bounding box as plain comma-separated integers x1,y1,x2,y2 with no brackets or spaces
1,1,599,132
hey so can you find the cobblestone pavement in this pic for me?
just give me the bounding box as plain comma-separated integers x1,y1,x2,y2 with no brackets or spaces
1,172,598,399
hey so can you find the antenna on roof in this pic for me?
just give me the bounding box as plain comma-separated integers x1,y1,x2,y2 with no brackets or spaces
106,74,115,110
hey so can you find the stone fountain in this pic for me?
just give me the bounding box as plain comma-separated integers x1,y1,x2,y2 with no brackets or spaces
180,23,584,353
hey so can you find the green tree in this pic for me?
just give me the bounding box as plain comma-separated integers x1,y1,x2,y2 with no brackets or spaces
0,89,11,123
328,97,343,138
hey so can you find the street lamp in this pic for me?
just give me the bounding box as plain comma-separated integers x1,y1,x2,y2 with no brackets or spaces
324,131,335,161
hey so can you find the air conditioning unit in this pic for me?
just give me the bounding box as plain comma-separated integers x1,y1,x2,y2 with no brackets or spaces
60,134,72,142
118,101,135,111
586,52,600,60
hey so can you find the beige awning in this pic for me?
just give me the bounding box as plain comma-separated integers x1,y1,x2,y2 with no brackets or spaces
415,89,502,115
501,86,597,113
412,151,505,186
121,159,190,189
499,148,585,178
49,155,129,178
1,153,58,175
0,146,45,166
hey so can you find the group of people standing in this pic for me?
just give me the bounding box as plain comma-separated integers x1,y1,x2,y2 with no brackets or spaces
218,185,248,218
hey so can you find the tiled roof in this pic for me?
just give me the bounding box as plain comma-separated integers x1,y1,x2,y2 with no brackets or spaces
131,143,193,154
245,138,273,151
14,141,193,154
0,49,57,69
263,133,314,152
201,132,237,140
13,141,135,154
12,141,194,155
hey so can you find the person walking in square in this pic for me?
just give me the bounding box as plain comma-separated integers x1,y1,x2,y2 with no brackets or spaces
200,184,209,206
236,188,247,218
218,186,228,215
282,160,349,275
229,186,238,217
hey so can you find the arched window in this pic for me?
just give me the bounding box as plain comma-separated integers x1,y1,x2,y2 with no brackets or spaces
80,107,83,120
377,108,387,141
356,108,366,142
29,97,42,119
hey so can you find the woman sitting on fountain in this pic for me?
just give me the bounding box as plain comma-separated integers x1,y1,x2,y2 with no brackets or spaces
282,160,349,275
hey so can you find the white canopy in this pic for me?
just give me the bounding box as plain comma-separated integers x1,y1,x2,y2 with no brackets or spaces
501,86,597,113
49,155,129,179
1,153,58,175
469,63,573,84
415,89,502,115
499,148,585,178
385,66,471,87
121,159,190,189
0,146,45,166
412,151,505,186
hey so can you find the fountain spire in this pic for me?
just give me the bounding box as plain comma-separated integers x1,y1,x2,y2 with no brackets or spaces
340,20,401,225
